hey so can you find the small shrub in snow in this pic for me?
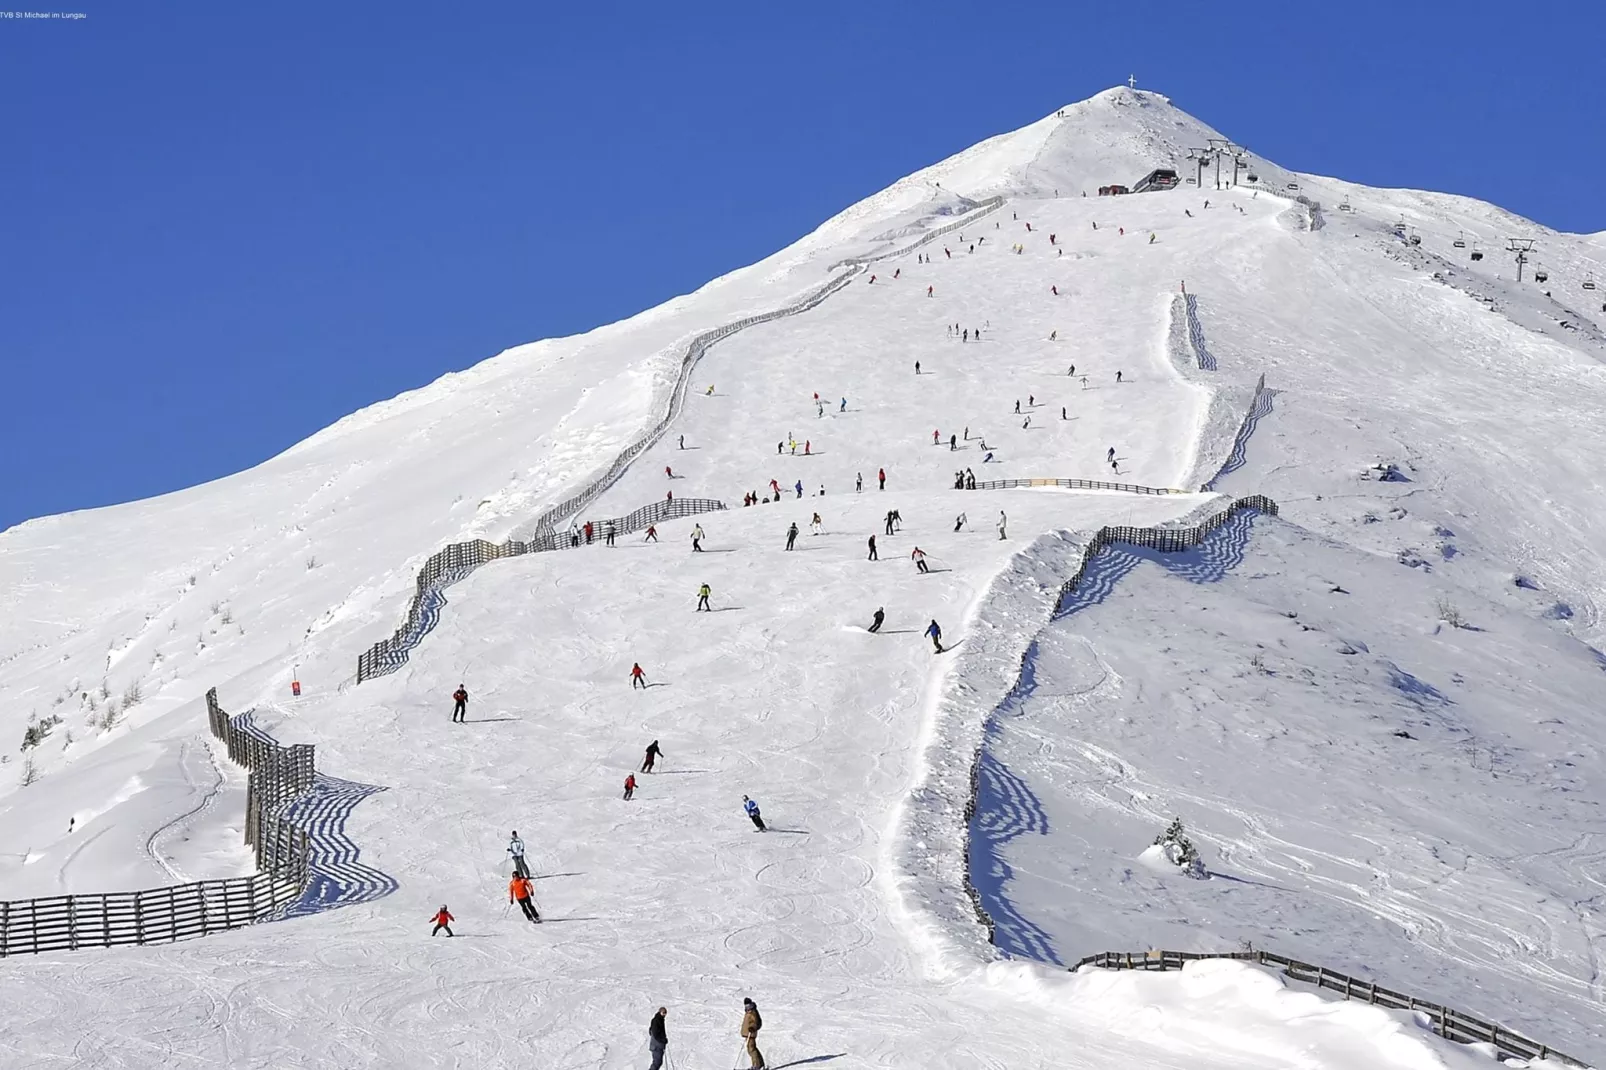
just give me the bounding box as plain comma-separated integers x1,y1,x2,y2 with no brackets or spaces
1153,818,1208,879
21,758,39,786
1435,598,1467,629
306,556,319,571
21,714,62,751
220,608,234,625
122,680,142,708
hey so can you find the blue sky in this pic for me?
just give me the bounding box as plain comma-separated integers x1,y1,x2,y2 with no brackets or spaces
3,1,1602,531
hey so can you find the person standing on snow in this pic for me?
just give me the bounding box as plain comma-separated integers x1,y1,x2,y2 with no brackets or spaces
691,524,705,552
631,663,648,690
451,684,468,724
925,619,945,654
510,873,540,922
869,607,885,633
867,534,878,561
696,583,712,611
997,511,1007,540
878,467,886,490
644,524,658,543
856,472,863,492
642,739,663,773
840,397,847,411
623,774,637,801
743,796,767,832
884,511,896,536
911,547,930,574
431,904,455,937
794,480,803,499
1116,370,1124,383
740,998,766,1069
647,1008,669,1070
508,831,530,879
606,522,617,547
785,522,799,551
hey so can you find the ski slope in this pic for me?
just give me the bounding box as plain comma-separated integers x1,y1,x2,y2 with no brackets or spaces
2,86,1603,1068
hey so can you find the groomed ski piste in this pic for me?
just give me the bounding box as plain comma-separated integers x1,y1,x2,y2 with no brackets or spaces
2,87,1604,1068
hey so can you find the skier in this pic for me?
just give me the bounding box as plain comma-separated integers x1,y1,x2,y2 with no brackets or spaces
606,522,616,547
1067,363,1075,376
644,524,658,543
1029,394,1035,407
804,440,810,455
997,510,1007,540
691,523,705,552
912,547,930,574
1014,400,1021,414
949,433,957,451
623,774,637,801
915,359,922,374
648,1008,669,1070
509,873,540,922
740,998,766,1069
925,619,945,654
697,583,712,611
1023,416,1031,429
809,512,823,535
1052,285,1058,296
508,831,530,879
855,472,863,493
786,522,799,551
743,795,767,832
840,397,847,411
884,510,896,536
664,465,673,479
631,663,648,690
954,512,967,532
431,904,455,937
1116,370,1123,383
1061,406,1067,420
933,429,940,445
642,739,663,772
1050,330,1057,341
867,534,878,561
868,607,884,633
584,521,594,544
451,684,468,724
678,434,684,449
926,286,932,298
1149,233,1156,244
966,467,975,489
1107,447,1115,462
878,467,886,490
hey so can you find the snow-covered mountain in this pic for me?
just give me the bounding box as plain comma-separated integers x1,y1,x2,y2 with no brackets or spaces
2,87,1602,1068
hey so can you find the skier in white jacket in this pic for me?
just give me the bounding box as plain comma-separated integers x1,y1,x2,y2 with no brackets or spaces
997,511,1008,540
508,831,530,879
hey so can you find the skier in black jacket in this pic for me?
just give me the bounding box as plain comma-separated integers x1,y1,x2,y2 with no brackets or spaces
648,1007,668,1070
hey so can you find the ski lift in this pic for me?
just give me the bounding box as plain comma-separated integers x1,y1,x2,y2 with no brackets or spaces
1584,277,1597,291
1534,269,1549,284
1246,172,1259,183
1453,230,1466,249
1409,228,1422,246
1286,182,1301,191
1338,198,1353,212
1470,245,1484,262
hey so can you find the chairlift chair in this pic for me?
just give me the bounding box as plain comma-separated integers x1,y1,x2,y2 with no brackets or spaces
1534,270,1549,284
1246,173,1259,183
1453,230,1466,249
1470,246,1484,261
1287,182,1300,190
1584,278,1597,291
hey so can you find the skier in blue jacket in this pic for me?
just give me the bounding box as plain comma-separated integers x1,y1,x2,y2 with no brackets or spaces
743,795,767,832
925,620,944,654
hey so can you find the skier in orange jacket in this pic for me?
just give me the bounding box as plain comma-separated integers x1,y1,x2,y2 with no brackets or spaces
509,874,540,923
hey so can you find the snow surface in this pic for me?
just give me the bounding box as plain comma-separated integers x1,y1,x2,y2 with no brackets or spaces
2,86,1603,1067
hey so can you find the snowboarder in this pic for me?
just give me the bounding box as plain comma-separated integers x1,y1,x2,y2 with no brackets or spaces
451,684,468,723
878,468,886,490
868,607,884,633
997,511,1007,540
644,524,658,543
786,522,799,551
743,795,767,832
741,998,766,1069
691,524,705,552
642,739,663,772
867,534,878,561
431,904,454,937
631,663,648,690
623,774,637,800
508,831,530,879
509,873,540,922
697,583,712,611
912,547,930,574
648,1008,669,1070
925,619,945,654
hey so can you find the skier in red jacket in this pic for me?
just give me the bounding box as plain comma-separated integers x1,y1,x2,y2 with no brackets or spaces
451,685,468,724
631,663,648,690
431,905,454,936
624,774,637,800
